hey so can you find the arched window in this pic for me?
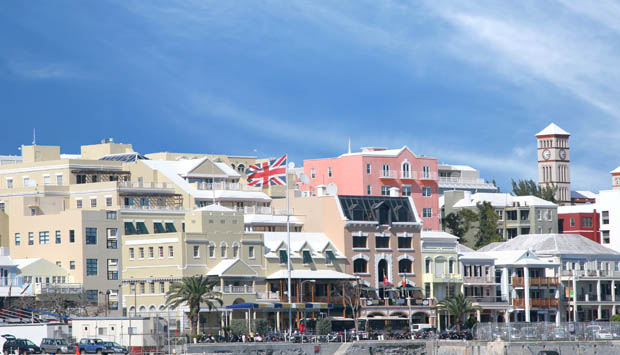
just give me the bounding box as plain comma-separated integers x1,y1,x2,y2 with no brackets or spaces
209,243,215,258
401,161,411,179
232,243,239,258
353,259,368,273
425,258,432,274
237,164,245,173
221,244,227,258
399,259,412,274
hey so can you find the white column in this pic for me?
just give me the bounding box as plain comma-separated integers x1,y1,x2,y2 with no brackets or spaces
524,267,531,322
613,280,616,302
597,280,602,302
572,271,578,322
598,305,603,320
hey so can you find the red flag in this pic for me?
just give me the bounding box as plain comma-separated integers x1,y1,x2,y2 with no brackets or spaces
383,278,390,286
401,280,406,288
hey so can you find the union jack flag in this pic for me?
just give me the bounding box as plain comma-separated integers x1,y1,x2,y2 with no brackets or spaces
246,154,287,187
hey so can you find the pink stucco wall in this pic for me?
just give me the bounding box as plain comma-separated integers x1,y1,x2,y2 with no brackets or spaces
301,147,440,230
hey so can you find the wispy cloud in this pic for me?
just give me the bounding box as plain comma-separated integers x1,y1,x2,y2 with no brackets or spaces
7,60,80,80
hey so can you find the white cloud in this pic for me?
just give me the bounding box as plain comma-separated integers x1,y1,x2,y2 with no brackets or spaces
7,60,79,80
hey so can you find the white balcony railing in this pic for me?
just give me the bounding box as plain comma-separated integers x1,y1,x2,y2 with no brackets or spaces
380,170,397,179
196,182,262,192
438,176,486,184
215,285,254,294
417,171,438,180
121,205,184,211
118,181,172,189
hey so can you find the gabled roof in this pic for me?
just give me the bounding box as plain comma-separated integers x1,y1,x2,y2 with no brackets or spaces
207,258,257,277
480,233,620,257
422,231,458,241
536,123,570,136
452,193,556,208
262,232,346,259
194,204,235,213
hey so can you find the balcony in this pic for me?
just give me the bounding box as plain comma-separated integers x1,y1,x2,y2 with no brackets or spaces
33,283,83,295
118,181,173,190
239,206,273,215
361,298,435,307
512,276,558,288
214,285,254,294
400,171,414,180
561,269,620,278
512,298,559,309
464,276,495,284
438,177,486,184
469,296,508,303
196,182,262,192
121,204,184,212
416,171,438,181
380,170,397,179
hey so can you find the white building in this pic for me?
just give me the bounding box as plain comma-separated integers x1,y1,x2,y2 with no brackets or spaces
438,164,498,195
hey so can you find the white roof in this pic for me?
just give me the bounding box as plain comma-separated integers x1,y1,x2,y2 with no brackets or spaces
339,146,410,158
481,233,620,257
452,193,556,208
266,269,357,280
612,166,620,174
536,123,570,136
262,232,346,258
438,164,477,172
60,154,81,159
141,159,271,202
421,231,458,241
14,258,42,269
244,214,302,225
576,190,597,199
558,204,596,214
207,258,256,277
194,204,235,213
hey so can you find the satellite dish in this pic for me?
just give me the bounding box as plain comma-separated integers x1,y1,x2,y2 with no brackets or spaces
298,172,310,184
288,161,295,169
326,183,338,196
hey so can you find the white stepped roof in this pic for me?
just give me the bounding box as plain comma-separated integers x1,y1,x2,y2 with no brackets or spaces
194,204,235,212
536,123,570,136
262,232,346,258
339,146,410,158
244,214,302,225
452,193,556,208
481,233,620,257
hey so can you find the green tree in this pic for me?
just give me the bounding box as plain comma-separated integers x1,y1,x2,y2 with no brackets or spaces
511,179,556,202
315,318,332,335
492,179,500,193
252,318,269,336
474,201,501,249
437,293,481,332
165,276,223,336
230,319,248,336
443,210,477,243
611,314,620,322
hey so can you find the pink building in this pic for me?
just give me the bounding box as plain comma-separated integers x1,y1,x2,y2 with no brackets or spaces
300,146,440,230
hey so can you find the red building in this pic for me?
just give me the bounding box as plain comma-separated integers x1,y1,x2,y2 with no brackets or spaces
558,205,600,244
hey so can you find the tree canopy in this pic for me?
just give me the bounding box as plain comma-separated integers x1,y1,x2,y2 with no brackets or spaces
165,275,222,336
437,293,481,332
511,179,556,202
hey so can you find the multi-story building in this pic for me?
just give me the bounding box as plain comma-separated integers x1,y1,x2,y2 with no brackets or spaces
273,193,437,329
299,146,440,230
558,205,600,244
421,231,463,328
536,123,571,204
437,164,497,195
442,191,558,246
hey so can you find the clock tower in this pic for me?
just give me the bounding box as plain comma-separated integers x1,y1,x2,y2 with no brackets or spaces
536,123,570,204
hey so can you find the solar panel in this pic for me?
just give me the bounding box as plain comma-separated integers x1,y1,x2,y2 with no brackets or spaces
338,195,416,223
99,153,149,162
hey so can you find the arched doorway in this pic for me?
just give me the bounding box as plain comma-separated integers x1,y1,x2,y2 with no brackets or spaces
378,259,388,298
412,311,429,324
232,298,246,320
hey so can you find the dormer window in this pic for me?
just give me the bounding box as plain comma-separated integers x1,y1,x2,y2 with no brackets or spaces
302,250,312,264
325,250,335,265
279,250,288,264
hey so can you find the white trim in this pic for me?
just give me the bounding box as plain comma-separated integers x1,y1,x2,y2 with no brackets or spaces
397,254,415,261
125,238,179,246
353,253,370,261
0,163,123,175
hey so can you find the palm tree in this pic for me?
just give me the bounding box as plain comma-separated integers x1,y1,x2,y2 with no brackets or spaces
437,293,481,332
165,276,223,336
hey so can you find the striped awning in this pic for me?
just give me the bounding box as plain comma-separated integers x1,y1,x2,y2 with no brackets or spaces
225,302,332,311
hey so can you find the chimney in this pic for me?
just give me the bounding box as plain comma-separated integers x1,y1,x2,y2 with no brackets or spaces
316,185,327,196
389,187,400,197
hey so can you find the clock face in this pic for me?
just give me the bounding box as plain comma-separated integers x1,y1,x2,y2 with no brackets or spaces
542,149,551,160
559,149,566,160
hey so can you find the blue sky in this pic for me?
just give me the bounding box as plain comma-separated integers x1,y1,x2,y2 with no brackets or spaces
1,1,619,192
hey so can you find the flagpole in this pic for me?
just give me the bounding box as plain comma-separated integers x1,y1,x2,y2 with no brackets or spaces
286,155,293,339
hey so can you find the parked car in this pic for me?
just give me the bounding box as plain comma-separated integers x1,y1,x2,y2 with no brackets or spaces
550,328,568,340
2,334,42,355
521,327,538,340
595,329,613,340
102,342,127,355
77,338,110,355
585,325,602,340
40,338,70,354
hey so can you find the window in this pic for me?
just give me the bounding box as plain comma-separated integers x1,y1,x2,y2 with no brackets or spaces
569,218,575,227
399,259,412,274
140,283,145,294
139,247,144,259
154,222,165,233
90,198,97,208
328,167,332,177
366,164,371,174
310,168,315,178
401,185,411,196
249,246,255,259
382,164,390,177
158,246,164,258
30,207,36,216
425,259,431,274
603,211,609,225
55,231,61,244
367,185,372,195
107,259,118,280
43,175,51,185
506,210,517,220
148,247,154,258
129,248,135,259
86,290,98,305
398,236,412,249
23,177,30,186
136,222,149,234
39,231,50,244
537,210,542,221
302,250,312,264
106,211,117,220
6,178,13,189
603,231,610,244
402,162,411,178
165,222,176,233
233,244,239,258
28,232,34,245
221,245,227,258
70,261,75,270
124,222,137,235
353,259,367,273
209,244,215,258
106,197,112,207
496,210,503,220
326,250,335,265
422,166,430,179
76,175,87,184
279,250,288,264
376,234,390,248
168,246,174,257
352,234,367,248
106,228,117,249
76,199,83,209
14,233,20,246
85,228,97,245
193,246,200,258
0,202,4,212
582,217,593,228
422,186,431,197
423,208,432,218
449,259,455,274
160,282,165,293
56,174,63,185
425,283,431,297
69,230,75,243
381,186,390,196
86,259,98,276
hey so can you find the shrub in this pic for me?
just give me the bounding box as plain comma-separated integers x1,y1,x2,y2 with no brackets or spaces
253,318,269,335
230,319,248,336
315,318,332,335
611,314,620,322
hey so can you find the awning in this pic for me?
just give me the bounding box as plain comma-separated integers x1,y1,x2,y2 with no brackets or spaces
225,302,333,312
